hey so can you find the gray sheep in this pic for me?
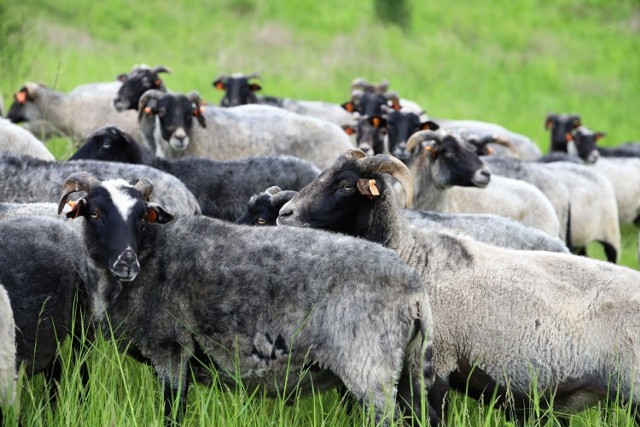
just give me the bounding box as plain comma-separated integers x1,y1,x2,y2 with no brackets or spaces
137,90,354,169
238,186,569,253
57,171,440,426
406,130,561,238
0,216,91,405
69,126,320,220
0,117,55,161
0,284,16,413
278,149,640,423
7,82,140,145
0,153,201,216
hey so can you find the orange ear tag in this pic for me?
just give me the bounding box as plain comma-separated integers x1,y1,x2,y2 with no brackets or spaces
147,209,158,223
368,179,380,196
215,82,225,90
565,133,572,142
372,117,381,128
144,106,153,116
344,127,356,135
15,91,27,104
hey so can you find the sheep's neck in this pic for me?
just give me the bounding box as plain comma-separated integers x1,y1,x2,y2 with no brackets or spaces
412,171,451,212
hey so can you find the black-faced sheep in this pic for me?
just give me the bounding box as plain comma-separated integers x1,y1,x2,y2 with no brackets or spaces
137,90,354,169
278,149,640,423
57,172,440,426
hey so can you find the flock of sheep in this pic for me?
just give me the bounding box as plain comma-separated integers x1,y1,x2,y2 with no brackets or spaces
1,65,640,425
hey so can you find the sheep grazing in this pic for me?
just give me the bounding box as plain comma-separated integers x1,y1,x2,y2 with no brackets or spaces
0,216,91,403
69,126,321,220
0,117,55,161
0,284,16,412
7,81,140,145
405,130,561,238
213,73,353,127
57,171,440,425
0,153,201,216
137,90,354,169
278,149,640,423
113,64,171,112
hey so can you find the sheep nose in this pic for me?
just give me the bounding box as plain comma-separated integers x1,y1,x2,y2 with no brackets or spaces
111,248,140,281
279,208,293,217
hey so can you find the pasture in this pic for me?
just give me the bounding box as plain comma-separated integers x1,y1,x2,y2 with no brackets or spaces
1,0,639,425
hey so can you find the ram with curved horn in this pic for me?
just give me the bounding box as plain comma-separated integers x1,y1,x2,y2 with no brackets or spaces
277,148,640,425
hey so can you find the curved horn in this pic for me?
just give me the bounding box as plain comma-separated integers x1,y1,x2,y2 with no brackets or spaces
138,89,165,113
133,177,154,200
406,130,442,152
351,77,371,90
356,153,414,207
487,135,518,154
350,89,364,102
152,65,171,75
376,80,390,93
264,186,282,196
245,72,261,80
58,172,100,214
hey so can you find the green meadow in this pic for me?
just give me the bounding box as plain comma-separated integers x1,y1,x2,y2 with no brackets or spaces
1,0,640,425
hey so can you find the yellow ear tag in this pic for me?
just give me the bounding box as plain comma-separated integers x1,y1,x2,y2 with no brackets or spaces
368,179,380,196
67,201,76,208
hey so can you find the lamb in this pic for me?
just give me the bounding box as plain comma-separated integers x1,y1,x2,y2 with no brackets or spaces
0,216,91,404
212,73,354,126
0,117,55,161
405,130,561,238
137,90,354,169
278,149,640,423
238,186,569,253
6,82,141,145
56,171,440,425
69,126,320,220
0,284,16,414
0,153,201,216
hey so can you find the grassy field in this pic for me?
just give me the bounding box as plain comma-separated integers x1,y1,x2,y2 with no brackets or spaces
1,0,640,425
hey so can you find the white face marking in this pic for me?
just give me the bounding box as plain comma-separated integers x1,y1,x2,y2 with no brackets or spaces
103,180,138,221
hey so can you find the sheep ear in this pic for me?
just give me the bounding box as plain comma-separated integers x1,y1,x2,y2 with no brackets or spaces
341,101,357,113
424,142,438,160
116,73,128,82
15,88,29,104
342,125,356,136
249,83,262,92
544,113,558,129
369,116,387,128
146,203,174,224
213,79,226,90
153,78,163,88
388,97,401,111
595,132,606,142
356,178,380,199
65,198,87,219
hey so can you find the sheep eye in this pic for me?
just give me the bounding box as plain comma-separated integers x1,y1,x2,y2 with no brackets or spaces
343,184,354,192
90,210,100,219
257,218,267,225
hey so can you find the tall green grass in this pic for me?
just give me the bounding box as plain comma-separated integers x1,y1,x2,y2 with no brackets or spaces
1,0,640,425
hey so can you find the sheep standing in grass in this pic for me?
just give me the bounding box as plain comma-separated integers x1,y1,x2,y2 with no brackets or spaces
58,171,440,426
69,126,320,220
0,216,91,405
406,130,561,238
0,284,16,411
278,149,640,423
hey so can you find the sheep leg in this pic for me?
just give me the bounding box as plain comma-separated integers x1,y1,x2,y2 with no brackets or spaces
396,364,442,426
154,356,190,425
